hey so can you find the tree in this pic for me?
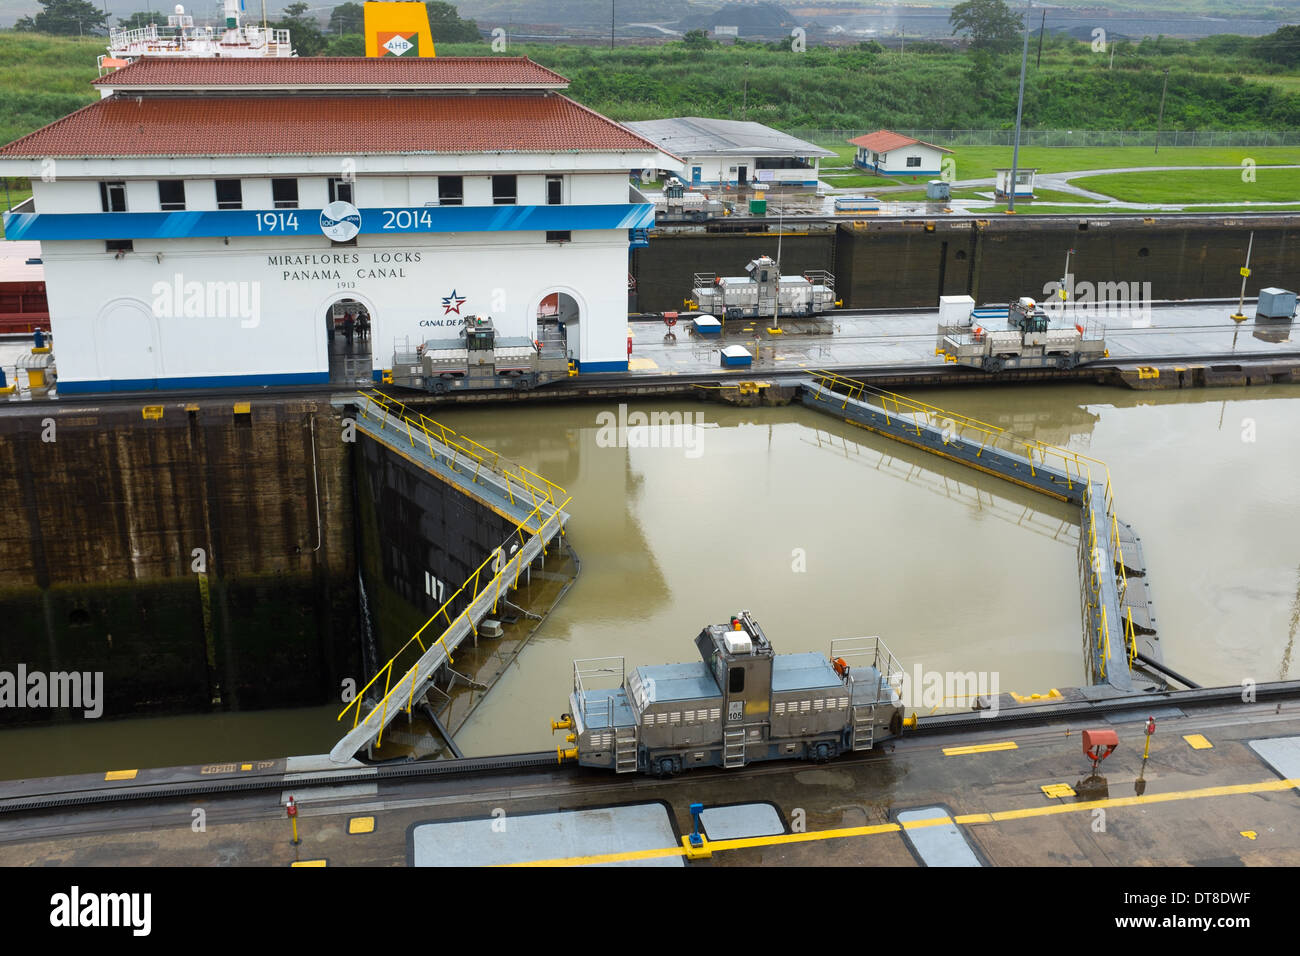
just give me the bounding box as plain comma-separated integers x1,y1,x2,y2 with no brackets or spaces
328,2,365,36
1253,25,1300,67
118,11,162,30
682,28,714,49
275,2,327,56
949,0,1022,53
325,34,364,56
425,2,480,43
18,0,108,36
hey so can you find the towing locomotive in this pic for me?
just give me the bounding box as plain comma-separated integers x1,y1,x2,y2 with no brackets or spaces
687,256,838,320
387,314,571,393
554,611,912,776
935,294,1108,372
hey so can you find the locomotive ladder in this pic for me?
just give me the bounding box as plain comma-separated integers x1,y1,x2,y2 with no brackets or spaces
614,727,638,774
851,706,876,751
723,728,746,768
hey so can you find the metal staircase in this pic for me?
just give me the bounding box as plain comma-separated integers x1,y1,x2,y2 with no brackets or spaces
723,728,746,768
851,707,876,751
614,727,638,774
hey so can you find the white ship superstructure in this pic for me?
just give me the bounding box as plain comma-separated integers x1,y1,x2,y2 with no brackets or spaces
100,1,293,73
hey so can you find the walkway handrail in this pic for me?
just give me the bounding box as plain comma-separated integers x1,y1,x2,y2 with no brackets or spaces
337,494,572,738
811,370,1129,601
356,389,568,508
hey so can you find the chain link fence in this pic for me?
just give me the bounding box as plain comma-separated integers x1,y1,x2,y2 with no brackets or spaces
797,129,1300,148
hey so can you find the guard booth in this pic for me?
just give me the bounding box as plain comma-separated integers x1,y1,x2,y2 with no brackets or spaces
994,167,1038,199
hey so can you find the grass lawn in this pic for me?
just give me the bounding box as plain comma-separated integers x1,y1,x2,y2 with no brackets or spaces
819,170,905,189
1071,167,1300,203
944,146,1300,182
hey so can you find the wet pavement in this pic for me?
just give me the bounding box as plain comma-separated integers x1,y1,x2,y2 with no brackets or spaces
628,302,1297,378
2,694,1296,866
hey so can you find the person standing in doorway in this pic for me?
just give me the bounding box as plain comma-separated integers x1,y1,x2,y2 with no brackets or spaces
343,310,355,346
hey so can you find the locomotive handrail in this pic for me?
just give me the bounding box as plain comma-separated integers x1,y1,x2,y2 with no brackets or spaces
572,656,625,729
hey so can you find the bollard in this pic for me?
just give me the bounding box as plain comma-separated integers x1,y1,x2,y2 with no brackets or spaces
1143,716,1155,762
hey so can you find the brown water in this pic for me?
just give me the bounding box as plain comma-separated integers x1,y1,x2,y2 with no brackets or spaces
3,383,1297,778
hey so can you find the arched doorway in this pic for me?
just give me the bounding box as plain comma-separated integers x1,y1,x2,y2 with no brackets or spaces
323,296,373,385
95,298,159,388
536,291,580,362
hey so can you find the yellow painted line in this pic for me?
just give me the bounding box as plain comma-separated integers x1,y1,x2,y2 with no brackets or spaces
1240,831,1257,840
500,777,1300,868
899,815,953,830
628,357,658,371
348,816,375,835
1041,783,1076,799
240,763,252,771
104,769,138,781
943,741,1019,757
502,822,903,867
1184,733,1214,750
291,860,327,867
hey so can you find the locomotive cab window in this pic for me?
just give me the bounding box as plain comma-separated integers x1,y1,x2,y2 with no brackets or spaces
728,667,745,694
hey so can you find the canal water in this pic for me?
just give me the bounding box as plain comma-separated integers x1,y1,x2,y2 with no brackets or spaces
2,383,1297,777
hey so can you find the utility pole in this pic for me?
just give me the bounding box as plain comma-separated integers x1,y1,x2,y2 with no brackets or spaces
1154,68,1170,154
1007,0,1031,214
1035,9,1046,68
610,0,614,50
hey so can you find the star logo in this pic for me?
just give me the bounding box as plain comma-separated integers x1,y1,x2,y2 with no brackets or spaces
442,289,467,315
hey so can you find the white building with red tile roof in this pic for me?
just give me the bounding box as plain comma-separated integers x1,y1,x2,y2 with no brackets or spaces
848,130,952,178
0,57,679,392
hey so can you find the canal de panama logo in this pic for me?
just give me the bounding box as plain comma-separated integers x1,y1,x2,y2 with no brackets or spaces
320,201,362,242
442,289,467,314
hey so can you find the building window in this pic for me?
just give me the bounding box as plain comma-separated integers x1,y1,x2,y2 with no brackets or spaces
546,176,563,205
438,176,463,206
158,180,186,211
728,667,745,694
106,239,133,253
492,175,516,205
215,179,242,209
906,156,922,168
271,178,298,209
328,178,354,204
546,231,571,243
99,181,127,212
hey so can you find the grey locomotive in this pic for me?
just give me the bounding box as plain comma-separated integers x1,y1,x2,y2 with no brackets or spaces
388,314,571,393
555,611,912,776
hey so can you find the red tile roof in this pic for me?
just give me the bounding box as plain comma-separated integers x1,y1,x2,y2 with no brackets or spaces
92,56,569,89
0,94,664,157
847,130,951,154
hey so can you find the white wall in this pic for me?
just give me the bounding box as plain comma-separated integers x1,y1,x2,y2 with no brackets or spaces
40,228,632,387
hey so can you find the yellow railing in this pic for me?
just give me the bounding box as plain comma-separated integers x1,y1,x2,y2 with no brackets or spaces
813,371,1135,677
338,495,572,747
356,389,568,512
812,369,1128,600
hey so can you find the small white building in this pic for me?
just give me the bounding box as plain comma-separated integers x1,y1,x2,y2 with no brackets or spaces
0,56,678,392
849,130,952,178
625,117,833,188
994,167,1038,199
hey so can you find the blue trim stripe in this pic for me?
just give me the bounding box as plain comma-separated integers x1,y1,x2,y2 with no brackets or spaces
58,371,330,393
574,360,628,373
3,203,657,242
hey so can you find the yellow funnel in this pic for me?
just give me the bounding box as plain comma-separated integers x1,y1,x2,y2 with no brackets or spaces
365,1,435,57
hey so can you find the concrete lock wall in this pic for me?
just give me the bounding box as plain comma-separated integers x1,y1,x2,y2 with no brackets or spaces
0,400,359,723
633,216,1300,312
352,432,520,668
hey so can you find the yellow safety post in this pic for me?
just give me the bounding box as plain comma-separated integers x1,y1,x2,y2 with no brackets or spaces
286,795,301,846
